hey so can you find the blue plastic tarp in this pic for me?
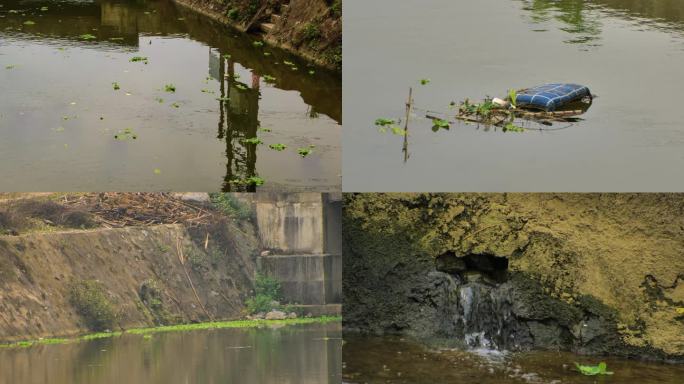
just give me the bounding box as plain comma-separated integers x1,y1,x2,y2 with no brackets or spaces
514,83,591,111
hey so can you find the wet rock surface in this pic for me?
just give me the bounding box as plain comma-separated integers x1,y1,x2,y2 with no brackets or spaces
343,194,684,362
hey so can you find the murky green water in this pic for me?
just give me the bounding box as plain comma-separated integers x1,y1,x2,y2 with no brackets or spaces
343,335,684,384
0,0,341,191
0,323,342,384
344,0,684,192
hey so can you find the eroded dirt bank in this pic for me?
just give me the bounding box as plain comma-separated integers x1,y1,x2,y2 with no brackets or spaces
172,0,341,70
0,194,258,342
343,194,684,362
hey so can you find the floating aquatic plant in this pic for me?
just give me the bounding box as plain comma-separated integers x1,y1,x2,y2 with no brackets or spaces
153,168,161,175
170,102,180,108
242,137,263,145
374,118,395,127
235,84,248,91
164,84,176,93
79,34,97,40
114,128,137,141
263,75,276,83
503,123,525,133
420,78,430,85
268,143,287,151
112,82,120,90
229,176,265,186
308,70,315,75
23,20,35,26
253,41,264,47
575,362,613,376
297,145,315,157
201,88,215,94
259,127,272,133
130,56,148,64
431,118,450,132
216,96,230,102
5,65,16,70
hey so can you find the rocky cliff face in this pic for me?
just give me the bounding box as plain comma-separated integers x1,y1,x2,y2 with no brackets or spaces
343,193,684,361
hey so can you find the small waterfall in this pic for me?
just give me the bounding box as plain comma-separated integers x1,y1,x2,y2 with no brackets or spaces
437,253,517,351
457,278,515,350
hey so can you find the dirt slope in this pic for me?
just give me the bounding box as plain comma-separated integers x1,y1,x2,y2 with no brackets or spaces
0,196,259,342
173,0,342,70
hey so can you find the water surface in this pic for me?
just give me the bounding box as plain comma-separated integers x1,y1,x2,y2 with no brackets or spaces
0,322,342,384
343,0,684,191
0,0,341,191
343,335,684,384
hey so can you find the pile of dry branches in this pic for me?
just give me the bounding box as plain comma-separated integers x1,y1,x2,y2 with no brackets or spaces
61,193,214,228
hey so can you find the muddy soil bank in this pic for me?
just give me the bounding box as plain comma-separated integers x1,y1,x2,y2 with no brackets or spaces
343,194,684,362
172,0,341,70
0,219,258,343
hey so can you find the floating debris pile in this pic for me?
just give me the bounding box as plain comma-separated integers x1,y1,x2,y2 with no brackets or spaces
452,83,593,131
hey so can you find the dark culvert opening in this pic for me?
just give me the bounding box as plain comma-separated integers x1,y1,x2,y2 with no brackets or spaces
435,251,509,282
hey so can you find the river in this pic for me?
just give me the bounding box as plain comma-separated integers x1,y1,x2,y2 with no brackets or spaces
0,0,341,191
0,322,342,384
344,0,684,192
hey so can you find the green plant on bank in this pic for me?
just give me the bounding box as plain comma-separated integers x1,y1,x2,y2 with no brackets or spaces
331,0,342,17
227,8,239,20
0,317,340,349
69,280,116,332
245,273,282,314
209,193,253,220
302,23,321,42
575,362,614,376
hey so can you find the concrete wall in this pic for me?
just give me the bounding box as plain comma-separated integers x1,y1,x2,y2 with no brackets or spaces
253,193,325,254
258,253,340,305
241,193,342,307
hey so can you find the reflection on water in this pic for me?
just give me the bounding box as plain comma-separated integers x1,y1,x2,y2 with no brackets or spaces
0,323,342,384
520,0,684,47
0,0,341,191
343,335,684,384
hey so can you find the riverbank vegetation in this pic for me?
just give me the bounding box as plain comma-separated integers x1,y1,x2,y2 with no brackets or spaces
0,316,341,349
